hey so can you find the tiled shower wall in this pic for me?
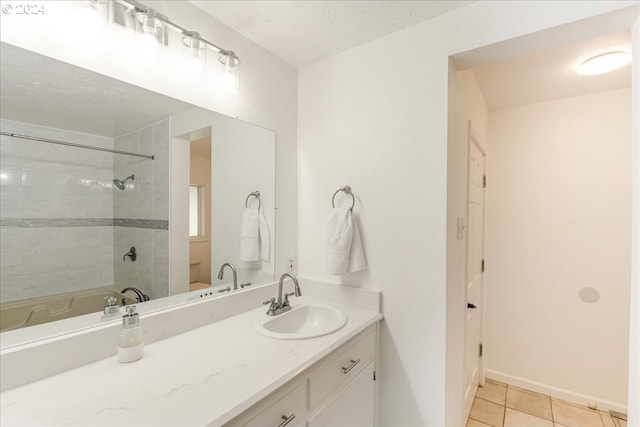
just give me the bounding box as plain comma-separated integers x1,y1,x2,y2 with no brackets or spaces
0,119,115,302
0,118,170,303
113,118,170,299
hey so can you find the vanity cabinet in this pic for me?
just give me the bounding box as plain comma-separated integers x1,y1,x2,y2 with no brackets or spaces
242,382,306,427
308,363,375,427
226,324,377,427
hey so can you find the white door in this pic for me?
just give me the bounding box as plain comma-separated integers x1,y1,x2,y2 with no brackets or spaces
464,124,486,420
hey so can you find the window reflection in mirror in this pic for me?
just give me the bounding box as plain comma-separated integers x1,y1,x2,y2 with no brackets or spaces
189,186,202,237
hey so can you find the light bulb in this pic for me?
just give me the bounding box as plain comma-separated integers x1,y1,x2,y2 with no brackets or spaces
135,10,163,50
222,72,237,91
578,51,631,75
69,1,104,34
219,51,240,92
138,32,159,53
182,33,204,72
185,54,203,72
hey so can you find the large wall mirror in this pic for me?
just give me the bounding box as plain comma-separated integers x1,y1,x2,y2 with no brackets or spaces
0,43,276,348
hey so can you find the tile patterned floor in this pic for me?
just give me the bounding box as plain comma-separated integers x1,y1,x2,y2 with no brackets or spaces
466,379,627,427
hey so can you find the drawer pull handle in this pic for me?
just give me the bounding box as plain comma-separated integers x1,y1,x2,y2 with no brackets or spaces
278,413,296,427
341,358,360,374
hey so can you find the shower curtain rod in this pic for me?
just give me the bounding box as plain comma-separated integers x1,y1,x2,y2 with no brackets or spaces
0,132,155,160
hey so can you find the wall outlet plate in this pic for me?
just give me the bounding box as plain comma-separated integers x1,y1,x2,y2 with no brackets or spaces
286,256,297,274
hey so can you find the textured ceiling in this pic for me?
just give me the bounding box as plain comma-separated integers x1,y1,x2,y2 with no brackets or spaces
189,1,473,67
473,31,632,111
0,43,195,138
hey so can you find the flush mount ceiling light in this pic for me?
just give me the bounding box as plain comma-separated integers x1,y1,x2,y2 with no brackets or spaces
577,51,631,75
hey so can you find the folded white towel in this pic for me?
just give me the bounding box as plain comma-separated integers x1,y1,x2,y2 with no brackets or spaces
239,208,260,261
327,208,354,275
259,208,270,262
348,214,366,273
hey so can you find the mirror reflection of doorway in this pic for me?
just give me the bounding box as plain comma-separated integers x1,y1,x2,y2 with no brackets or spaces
188,129,212,291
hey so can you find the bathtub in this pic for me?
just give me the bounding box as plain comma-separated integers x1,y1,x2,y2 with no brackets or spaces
0,287,137,332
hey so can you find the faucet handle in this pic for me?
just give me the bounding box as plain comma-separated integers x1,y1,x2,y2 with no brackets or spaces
263,297,278,315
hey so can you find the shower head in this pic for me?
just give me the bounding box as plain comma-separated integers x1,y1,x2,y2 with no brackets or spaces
113,174,134,190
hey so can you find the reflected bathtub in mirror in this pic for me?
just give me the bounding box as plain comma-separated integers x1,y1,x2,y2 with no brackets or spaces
0,287,137,332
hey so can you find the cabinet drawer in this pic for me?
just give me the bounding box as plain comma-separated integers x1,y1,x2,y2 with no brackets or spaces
308,329,375,410
242,382,306,427
308,363,375,427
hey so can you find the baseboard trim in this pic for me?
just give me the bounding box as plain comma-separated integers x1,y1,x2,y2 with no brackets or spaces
484,369,627,414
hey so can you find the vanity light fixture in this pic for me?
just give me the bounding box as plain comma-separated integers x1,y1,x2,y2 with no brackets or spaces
182,31,206,69
111,0,241,87
219,50,241,91
75,0,109,30
577,51,631,75
135,8,165,44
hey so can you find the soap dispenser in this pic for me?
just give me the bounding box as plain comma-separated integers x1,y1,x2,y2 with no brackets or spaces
117,306,144,363
100,296,120,321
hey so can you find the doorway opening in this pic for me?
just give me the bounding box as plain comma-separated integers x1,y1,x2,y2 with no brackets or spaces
451,29,633,426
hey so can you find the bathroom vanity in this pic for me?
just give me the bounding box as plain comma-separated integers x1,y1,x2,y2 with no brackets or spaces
228,325,376,426
0,280,382,426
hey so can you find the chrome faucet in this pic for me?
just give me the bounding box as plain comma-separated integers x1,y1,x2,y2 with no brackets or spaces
120,287,150,304
217,262,238,290
263,273,302,316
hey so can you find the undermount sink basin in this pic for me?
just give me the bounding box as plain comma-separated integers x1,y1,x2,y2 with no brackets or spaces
254,302,347,339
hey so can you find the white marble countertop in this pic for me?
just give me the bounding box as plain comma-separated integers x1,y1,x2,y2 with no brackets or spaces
0,295,382,426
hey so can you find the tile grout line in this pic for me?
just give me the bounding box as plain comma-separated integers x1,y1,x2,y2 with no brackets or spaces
502,399,506,427
503,384,508,426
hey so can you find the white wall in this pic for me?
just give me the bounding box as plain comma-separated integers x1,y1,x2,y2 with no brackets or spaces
210,118,276,284
298,2,638,425
485,88,631,410
0,0,297,281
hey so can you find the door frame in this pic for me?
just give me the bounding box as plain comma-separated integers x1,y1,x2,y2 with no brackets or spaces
463,120,487,419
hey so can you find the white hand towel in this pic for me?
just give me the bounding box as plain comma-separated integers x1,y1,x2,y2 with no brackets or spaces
327,208,353,275
348,214,366,273
259,208,270,262
239,208,260,261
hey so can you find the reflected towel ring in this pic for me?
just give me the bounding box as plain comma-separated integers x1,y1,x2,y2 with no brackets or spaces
331,185,355,210
245,191,261,209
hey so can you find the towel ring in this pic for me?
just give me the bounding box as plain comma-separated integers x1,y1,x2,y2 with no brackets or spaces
331,185,355,210
245,191,261,209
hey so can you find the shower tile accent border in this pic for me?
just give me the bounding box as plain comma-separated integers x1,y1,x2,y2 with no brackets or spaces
114,218,168,230
0,218,168,230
